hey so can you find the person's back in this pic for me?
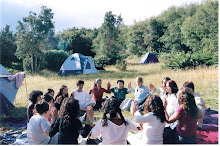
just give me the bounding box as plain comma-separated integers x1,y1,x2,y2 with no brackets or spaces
139,113,165,144
90,118,139,145
27,114,50,144
53,117,83,144
176,106,197,137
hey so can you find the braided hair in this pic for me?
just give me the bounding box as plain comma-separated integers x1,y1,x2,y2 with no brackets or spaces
101,97,127,127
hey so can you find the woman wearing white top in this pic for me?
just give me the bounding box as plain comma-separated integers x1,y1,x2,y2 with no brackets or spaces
88,98,140,145
129,95,166,144
162,80,179,144
149,77,171,98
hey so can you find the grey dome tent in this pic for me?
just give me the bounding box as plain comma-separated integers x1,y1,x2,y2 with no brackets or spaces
140,52,159,64
0,65,18,115
59,53,99,76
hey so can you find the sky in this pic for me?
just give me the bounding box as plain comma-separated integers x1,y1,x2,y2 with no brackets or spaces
1,0,204,33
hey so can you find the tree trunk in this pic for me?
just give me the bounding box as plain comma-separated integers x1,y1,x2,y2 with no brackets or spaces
35,56,37,73
31,54,34,74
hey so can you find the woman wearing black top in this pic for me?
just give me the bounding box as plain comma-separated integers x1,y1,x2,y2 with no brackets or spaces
54,85,69,110
49,97,94,144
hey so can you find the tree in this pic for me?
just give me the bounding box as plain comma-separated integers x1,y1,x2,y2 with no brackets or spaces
15,6,54,73
143,18,166,53
181,0,218,52
92,11,123,65
0,25,18,67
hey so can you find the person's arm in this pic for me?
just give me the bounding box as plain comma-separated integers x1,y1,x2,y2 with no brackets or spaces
88,121,102,139
49,118,60,137
133,111,152,124
86,91,93,101
80,106,94,138
164,110,180,123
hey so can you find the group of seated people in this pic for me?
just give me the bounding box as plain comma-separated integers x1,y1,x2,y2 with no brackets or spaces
26,77,206,144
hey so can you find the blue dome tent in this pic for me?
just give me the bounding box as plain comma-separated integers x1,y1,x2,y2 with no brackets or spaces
140,52,159,64
58,53,99,76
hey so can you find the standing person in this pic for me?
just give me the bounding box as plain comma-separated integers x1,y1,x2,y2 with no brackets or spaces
162,80,179,144
27,90,43,122
163,87,201,144
121,77,151,111
149,77,171,98
72,80,95,111
89,79,111,110
129,95,166,144
44,89,55,99
110,80,130,103
182,81,206,128
27,100,58,144
49,98,94,144
88,98,140,145
54,85,68,111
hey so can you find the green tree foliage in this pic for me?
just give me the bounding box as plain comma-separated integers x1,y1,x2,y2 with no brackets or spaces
0,25,18,67
43,50,69,72
181,0,218,52
15,6,54,73
56,27,97,57
92,11,123,65
144,18,166,53
127,21,147,57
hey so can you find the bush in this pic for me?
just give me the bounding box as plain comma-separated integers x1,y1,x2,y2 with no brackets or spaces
43,50,69,72
162,50,218,70
116,60,127,71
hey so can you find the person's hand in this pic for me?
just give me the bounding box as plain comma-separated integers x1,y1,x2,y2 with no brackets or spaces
107,82,111,88
51,107,58,122
162,97,167,109
56,96,62,104
149,83,156,91
130,101,138,117
70,91,75,98
127,81,131,89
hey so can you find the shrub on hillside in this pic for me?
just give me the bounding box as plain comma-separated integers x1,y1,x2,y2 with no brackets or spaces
116,60,127,71
162,50,218,70
43,50,69,72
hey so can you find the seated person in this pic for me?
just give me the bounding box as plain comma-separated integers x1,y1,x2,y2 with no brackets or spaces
121,77,151,111
149,77,171,98
110,80,130,103
129,95,166,144
72,80,96,111
89,78,111,110
27,100,58,144
42,94,55,123
49,98,94,144
182,81,206,128
54,85,69,111
27,90,43,122
88,98,140,145
44,88,55,99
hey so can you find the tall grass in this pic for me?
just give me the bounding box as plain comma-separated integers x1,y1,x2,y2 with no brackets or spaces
8,59,218,120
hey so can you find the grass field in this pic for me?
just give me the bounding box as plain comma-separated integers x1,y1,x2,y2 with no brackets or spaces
7,59,218,122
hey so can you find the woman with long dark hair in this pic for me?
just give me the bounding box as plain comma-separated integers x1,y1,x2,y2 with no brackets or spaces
49,97,94,144
89,98,140,145
163,80,179,143
163,87,200,144
130,95,166,144
54,85,68,110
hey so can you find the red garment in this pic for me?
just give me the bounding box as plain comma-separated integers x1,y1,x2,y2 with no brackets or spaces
89,87,111,101
176,106,197,137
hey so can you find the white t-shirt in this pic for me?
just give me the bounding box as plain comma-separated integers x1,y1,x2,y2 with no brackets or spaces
165,93,179,129
73,89,93,106
27,114,50,144
134,111,165,144
90,118,140,145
